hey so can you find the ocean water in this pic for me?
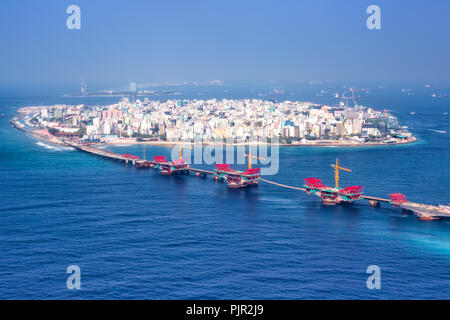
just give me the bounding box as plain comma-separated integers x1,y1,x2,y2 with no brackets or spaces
0,86,449,299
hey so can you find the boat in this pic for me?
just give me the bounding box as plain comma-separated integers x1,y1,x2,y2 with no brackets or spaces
419,216,439,221
429,129,447,134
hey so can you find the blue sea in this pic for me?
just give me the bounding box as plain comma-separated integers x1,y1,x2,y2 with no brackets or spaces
0,84,449,299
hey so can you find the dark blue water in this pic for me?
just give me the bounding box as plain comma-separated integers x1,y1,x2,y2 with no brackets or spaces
0,85,449,299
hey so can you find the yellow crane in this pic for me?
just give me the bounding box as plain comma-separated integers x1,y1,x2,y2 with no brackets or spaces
330,158,351,189
157,143,193,159
244,149,265,170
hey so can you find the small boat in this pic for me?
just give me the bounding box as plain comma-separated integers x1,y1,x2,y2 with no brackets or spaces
419,216,439,221
429,129,447,134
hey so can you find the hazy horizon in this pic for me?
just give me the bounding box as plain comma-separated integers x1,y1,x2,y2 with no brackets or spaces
1,0,450,88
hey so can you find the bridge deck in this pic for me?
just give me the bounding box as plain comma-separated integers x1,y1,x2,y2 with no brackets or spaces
261,179,306,191
361,195,390,203
66,141,394,205
189,168,215,175
66,142,128,161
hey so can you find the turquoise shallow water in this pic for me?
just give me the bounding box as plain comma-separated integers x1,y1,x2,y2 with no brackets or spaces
0,87,449,299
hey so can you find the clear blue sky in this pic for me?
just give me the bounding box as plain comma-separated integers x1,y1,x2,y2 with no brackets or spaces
1,0,449,88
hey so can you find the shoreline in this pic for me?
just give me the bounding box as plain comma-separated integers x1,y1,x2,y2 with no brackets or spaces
10,119,66,146
101,139,418,148
10,119,418,148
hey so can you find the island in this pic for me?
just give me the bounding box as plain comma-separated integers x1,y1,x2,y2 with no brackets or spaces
11,98,416,147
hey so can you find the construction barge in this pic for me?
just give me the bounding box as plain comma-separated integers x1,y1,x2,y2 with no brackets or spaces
214,164,261,188
303,159,363,205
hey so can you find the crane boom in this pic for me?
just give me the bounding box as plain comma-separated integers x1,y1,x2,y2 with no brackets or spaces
330,158,351,189
155,143,193,159
244,149,265,169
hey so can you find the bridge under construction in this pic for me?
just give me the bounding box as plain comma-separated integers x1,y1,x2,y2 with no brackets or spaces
65,141,449,220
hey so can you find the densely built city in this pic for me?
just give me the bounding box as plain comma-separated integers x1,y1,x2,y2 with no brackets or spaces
18,97,415,145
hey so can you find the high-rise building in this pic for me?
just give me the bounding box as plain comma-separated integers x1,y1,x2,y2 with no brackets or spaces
129,82,137,92
81,76,87,96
